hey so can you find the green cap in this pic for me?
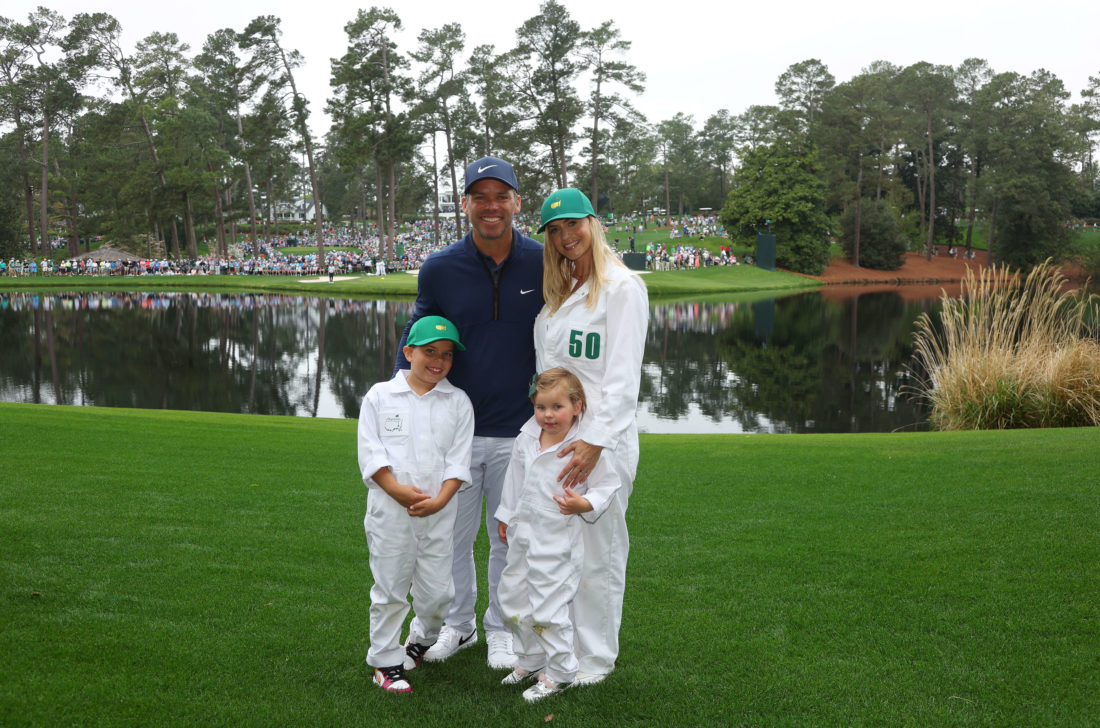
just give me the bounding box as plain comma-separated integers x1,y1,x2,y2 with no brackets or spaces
538,188,596,232
406,315,466,351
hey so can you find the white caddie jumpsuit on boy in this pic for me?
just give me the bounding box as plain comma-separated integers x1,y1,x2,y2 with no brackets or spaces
533,264,649,676
495,415,621,684
357,370,474,669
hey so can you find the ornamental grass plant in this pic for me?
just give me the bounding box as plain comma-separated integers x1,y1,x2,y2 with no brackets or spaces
910,259,1100,429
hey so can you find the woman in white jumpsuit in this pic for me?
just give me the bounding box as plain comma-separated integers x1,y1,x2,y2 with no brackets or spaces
533,188,649,684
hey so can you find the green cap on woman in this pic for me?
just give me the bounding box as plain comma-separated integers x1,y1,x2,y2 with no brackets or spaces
538,188,596,232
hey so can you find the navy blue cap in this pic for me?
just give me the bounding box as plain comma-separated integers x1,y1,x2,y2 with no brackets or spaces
463,156,518,194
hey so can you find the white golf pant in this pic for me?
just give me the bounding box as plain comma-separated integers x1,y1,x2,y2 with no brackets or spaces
499,511,583,684
574,488,630,675
364,489,456,668
444,435,513,635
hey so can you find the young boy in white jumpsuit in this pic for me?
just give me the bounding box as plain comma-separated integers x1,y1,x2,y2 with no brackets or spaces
495,368,621,702
357,315,475,693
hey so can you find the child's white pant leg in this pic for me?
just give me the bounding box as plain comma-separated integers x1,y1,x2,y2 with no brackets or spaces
364,490,415,668
408,498,458,644
526,514,582,684
498,521,546,673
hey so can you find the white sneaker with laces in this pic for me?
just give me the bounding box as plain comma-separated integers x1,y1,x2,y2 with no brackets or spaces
501,665,541,685
423,625,477,663
486,630,515,669
372,665,412,693
522,673,568,702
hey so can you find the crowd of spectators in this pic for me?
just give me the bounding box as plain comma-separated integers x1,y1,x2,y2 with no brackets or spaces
645,243,751,271
1,225,442,278
0,290,417,314
1,214,743,277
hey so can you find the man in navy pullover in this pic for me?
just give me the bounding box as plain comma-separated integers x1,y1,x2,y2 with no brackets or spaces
394,156,544,669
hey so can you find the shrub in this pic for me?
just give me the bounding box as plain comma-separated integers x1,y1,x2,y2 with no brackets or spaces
1071,235,1100,281
839,198,907,270
909,260,1100,429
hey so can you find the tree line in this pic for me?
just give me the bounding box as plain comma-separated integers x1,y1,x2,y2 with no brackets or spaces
722,59,1100,273
2,2,1098,272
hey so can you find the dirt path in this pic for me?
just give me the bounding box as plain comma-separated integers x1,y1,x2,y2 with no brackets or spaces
816,247,989,285
806,246,1087,301
808,247,991,300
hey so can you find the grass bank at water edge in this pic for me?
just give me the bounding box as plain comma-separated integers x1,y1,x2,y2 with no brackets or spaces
0,264,819,299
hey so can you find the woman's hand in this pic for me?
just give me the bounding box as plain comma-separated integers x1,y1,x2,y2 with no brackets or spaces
557,439,603,489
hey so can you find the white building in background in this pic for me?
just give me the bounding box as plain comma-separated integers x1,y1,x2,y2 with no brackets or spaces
419,179,457,217
438,182,456,214
269,199,329,221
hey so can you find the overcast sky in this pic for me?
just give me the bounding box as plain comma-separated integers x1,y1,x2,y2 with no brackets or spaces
9,0,1099,140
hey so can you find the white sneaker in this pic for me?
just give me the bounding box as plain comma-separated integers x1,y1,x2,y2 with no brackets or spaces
402,637,430,671
486,630,515,669
372,665,412,693
501,665,540,685
573,670,608,686
423,625,477,663
522,673,568,702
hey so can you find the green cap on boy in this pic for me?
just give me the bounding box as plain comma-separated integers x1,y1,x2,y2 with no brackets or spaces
405,315,466,351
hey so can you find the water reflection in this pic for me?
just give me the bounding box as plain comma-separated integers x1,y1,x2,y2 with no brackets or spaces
0,290,934,433
643,293,930,432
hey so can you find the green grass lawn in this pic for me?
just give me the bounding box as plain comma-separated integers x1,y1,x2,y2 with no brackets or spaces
0,263,818,298
2,403,1096,726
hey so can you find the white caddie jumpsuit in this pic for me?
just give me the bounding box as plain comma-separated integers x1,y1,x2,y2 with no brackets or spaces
495,415,621,684
533,263,649,676
357,370,474,669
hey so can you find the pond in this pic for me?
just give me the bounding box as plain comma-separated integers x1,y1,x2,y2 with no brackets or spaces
0,289,938,433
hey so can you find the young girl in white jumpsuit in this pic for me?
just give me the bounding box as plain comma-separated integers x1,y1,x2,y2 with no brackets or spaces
534,188,649,685
495,368,621,701
357,316,474,693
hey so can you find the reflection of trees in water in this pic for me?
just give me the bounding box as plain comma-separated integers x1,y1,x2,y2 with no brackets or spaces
719,295,830,432
643,292,932,433
0,292,414,418
324,301,404,418
643,301,746,421
3,291,931,430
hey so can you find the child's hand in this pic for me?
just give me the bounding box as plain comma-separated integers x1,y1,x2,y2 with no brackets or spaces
393,484,430,510
406,478,461,518
374,468,430,510
497,521,508,543
408,494,443,517
554,487,593,515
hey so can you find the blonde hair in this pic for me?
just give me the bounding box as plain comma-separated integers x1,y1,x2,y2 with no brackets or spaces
532,367,586,413
542,216,630,314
